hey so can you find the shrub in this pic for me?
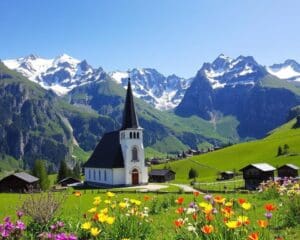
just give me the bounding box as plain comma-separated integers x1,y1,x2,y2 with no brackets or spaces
20,192,66,225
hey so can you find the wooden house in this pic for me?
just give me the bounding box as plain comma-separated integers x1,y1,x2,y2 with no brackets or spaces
219,171,234,180
277,164,299,178
149,169,176,183
240,163,275,190
0,172,39,193
58,177,82,187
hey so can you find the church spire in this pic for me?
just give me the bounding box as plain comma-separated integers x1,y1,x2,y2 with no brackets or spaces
121,73,139,130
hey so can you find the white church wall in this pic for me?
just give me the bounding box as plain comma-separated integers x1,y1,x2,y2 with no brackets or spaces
112,168,125,185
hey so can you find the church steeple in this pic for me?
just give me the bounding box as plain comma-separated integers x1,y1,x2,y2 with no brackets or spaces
121,75,139,130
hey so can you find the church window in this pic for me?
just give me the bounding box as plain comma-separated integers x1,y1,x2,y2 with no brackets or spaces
130,132,132,139
133,132,136,139
93,170,96,180
88,169,91,180
104,170,107,181
137,132,140,139
99,170,101,180
132,146,138,161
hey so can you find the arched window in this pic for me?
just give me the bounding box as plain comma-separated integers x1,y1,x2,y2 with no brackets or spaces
104,170,107,181
133,132,136,139
93,169,96,180
130,132,132,139
137,132,140,139
132,146,138,161
99,170,101,180
88,169,91,180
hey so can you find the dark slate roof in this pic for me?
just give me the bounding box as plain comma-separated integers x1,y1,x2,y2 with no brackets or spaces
58,177,81,184
240,163,276,172
121,79,139,130
278,164,299,170
149,169,176,176
13,172,39,183
83,131,124,168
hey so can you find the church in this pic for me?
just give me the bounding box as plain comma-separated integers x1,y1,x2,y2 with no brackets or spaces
83,78,148,186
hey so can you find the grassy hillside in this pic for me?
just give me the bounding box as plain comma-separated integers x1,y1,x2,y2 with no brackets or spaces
153,118,300,182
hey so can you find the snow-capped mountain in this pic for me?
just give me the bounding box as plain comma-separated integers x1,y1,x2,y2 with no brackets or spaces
267,59,300,82
200,54,266,89
110,69,192,110
3,54,105,95
3,54,191,110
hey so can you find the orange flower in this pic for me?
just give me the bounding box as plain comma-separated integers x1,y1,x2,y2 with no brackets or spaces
257,220,268,228
248,232,259,240
205,213,214,221
144,195,150,201
201,224,214,234
174,219,184,228
175,197,184,205
265,203,276,211
193,191,200,197
73,191,82,197
238,198,246,205
221,206,234,218
92,213,99,221
214,195,225,204
176,207,184,214
192,213,197,220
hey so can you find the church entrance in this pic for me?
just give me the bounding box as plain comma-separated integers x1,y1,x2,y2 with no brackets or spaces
131,169,139,185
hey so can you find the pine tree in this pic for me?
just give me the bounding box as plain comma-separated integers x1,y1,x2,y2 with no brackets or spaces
72,162,81,179
283,144,290,155
277,146,283,156
32,160,50,191
188,168,199,179
57,160,71,182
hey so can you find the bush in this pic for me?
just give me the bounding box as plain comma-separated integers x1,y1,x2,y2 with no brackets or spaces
188,168,198,179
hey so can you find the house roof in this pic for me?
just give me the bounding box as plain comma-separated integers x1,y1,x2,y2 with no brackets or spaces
278,164,299,170
240,163,276,172
83,131,124,168
149,169,176,176
121,79,139,130
13,172,39,183
58,177,81,184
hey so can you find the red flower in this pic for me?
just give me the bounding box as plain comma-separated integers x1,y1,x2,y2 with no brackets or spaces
205,214,214,221
265,203,276,211
144,195,151,201
174,219,184,228
201,225,214,234
192,213,197,220
238,198,246,205
193,191,200,197
176,207,184,214
92,213,99,221
248,232,259,240
175,197,184,205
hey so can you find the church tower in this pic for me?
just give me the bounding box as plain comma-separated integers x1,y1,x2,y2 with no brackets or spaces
119,77,148,185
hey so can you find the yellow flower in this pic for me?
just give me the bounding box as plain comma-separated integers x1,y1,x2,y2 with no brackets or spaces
93,199,101,206
94,196,101,201
237,215,250,225
88,207,97,213
130,199,141,206
106,216,115,225
226,220,241,229
119,202,127,209
104,200,111,204
241,202,251,210
98,213,108,223
106,191,115,198
100,208,108,214
90,227,101,237
199,202,213,214
225,201,233,207
81,221,91,230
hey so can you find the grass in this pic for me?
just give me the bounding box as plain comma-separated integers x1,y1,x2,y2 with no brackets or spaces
153,118,300,183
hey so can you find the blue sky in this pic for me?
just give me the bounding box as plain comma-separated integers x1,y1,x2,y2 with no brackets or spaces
0,0,300,77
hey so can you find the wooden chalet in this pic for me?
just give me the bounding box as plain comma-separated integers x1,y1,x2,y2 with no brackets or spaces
219,171,234,180
0,172,39,193
240,163,276,190
277,164,299,178
58,177,82,187
149,169,176,183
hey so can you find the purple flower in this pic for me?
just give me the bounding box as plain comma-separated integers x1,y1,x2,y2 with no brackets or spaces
204,194,212,201
56,221,65,228
17,211,24,219
1,229,9,238
15,220,26,231
4,221,14,231
3,217,10,223
265,212,273,219
56,233,68,240
189,202,196,208
51,224,57,231
68,234,77,240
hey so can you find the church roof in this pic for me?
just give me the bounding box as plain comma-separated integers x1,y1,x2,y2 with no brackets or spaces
121,79,139,130
83,131,124,168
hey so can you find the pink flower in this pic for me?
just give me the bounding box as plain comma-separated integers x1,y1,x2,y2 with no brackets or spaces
16,220,26,231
